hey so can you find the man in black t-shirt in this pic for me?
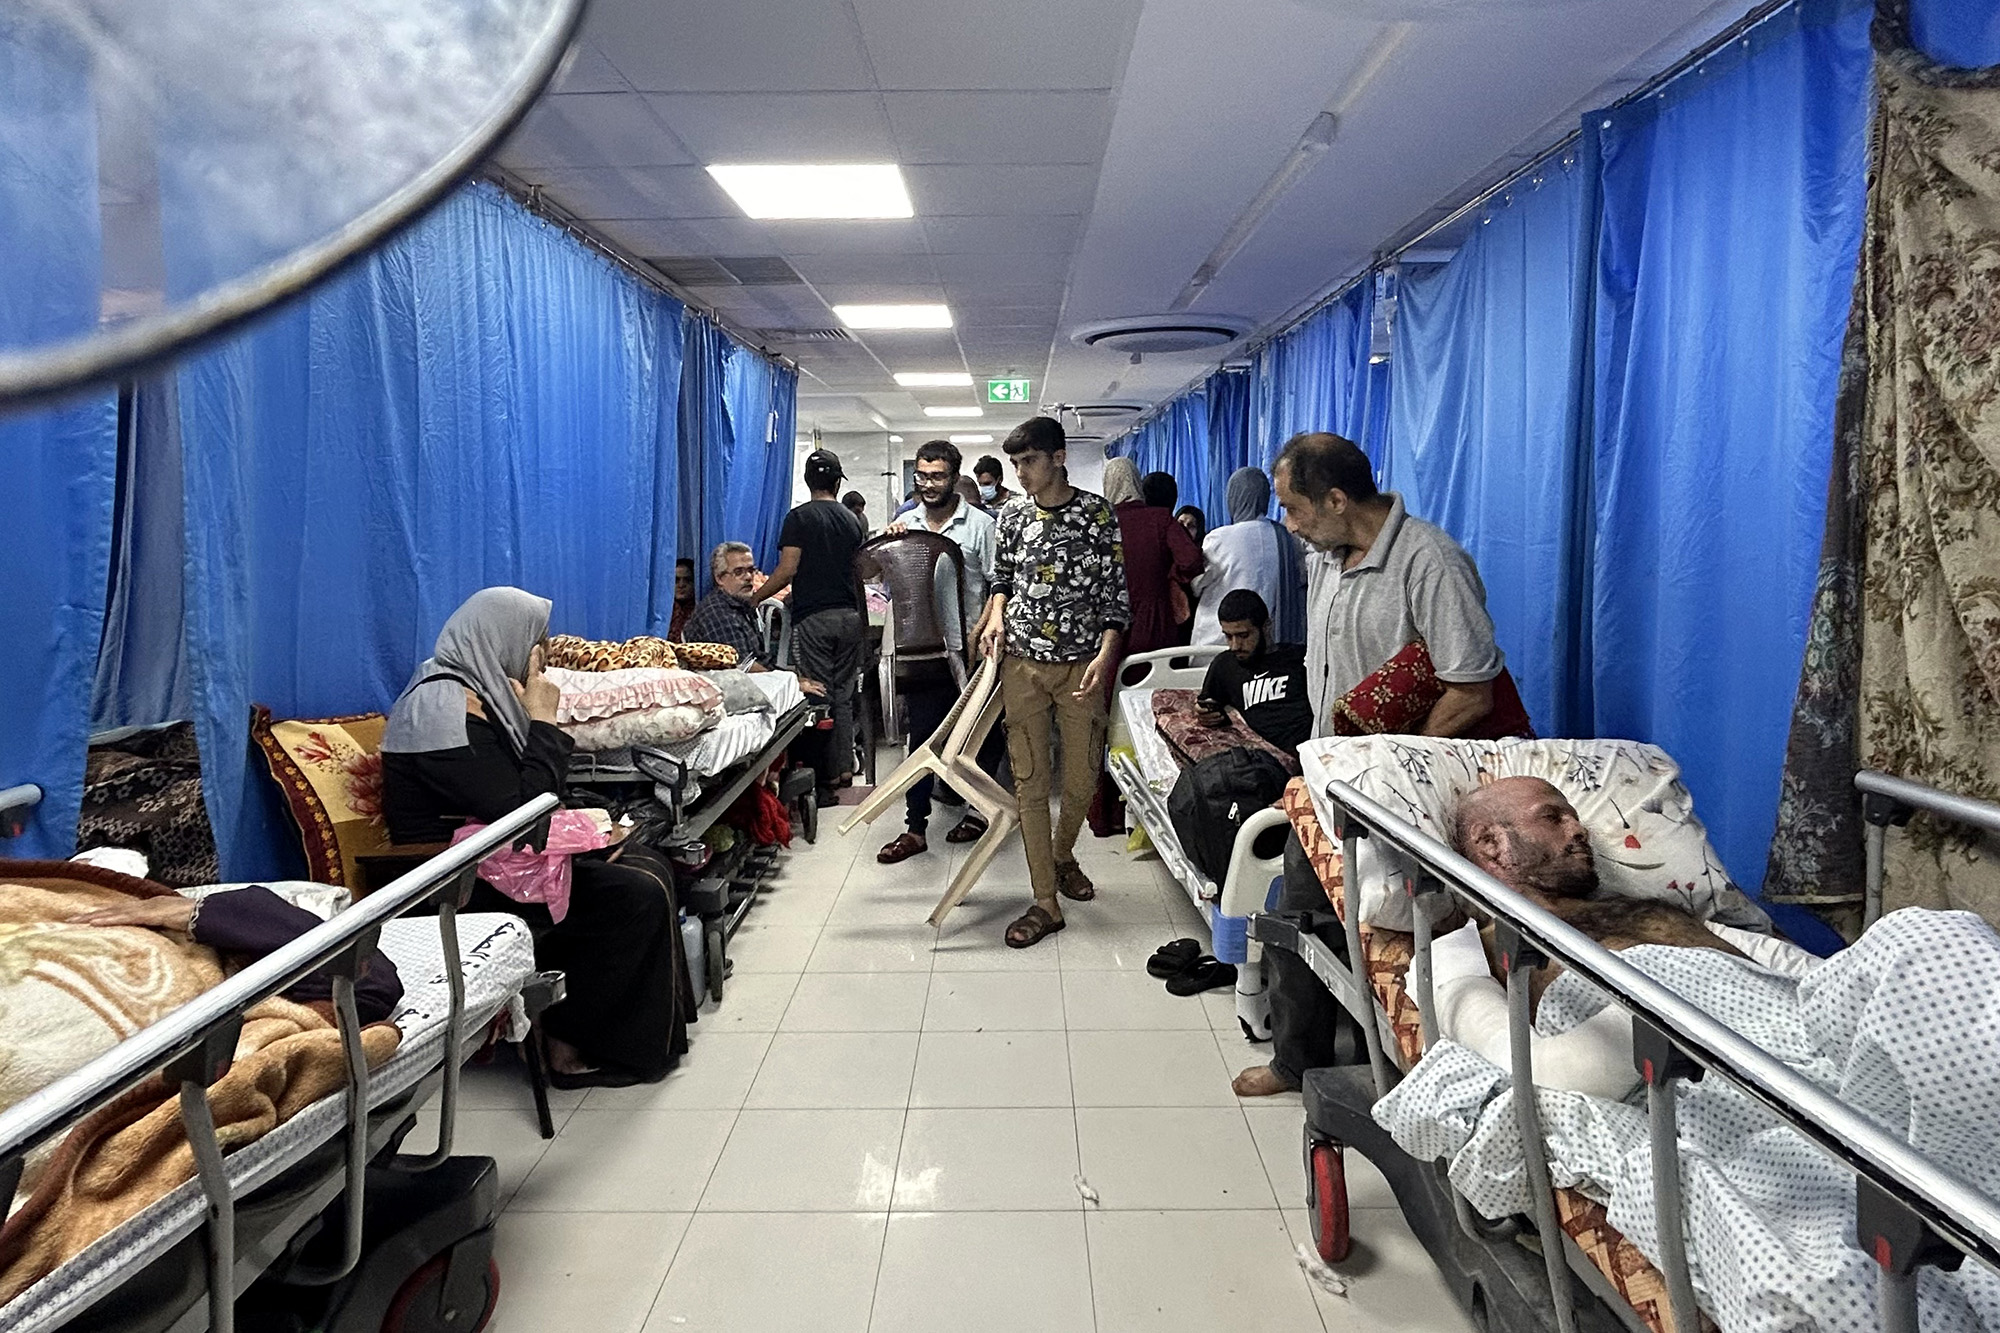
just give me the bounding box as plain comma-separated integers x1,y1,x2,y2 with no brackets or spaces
752,449,867,801
1197,589,1311,754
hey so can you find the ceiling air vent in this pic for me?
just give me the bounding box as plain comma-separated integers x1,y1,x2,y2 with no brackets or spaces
648,256,805,288
754,326,854,344
1069,314,1252,354
1067,402,1147,420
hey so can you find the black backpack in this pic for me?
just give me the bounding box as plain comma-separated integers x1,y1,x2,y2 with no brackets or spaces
1167,747,1292,885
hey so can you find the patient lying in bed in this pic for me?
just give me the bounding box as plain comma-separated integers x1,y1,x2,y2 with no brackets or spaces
1433,776,1815,1098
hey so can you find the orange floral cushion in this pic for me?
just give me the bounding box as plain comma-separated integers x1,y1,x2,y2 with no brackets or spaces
251,707,391,887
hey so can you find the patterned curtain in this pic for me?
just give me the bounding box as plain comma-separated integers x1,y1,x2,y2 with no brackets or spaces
1767,5,2000,928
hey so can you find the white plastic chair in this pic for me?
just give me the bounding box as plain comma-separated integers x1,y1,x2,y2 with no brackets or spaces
838,653,1016,928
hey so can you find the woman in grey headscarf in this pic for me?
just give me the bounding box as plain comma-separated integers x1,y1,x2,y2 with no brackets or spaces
381,587,693,1088
1192,466,1306,647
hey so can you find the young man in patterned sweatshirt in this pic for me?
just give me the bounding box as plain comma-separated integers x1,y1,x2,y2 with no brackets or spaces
974,416,1130,948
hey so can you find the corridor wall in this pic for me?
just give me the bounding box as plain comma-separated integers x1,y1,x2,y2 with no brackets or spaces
1106,0,1872,913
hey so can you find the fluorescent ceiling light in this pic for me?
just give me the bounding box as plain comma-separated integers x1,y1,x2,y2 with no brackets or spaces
832,304,953,330
894,371,973,388
923,406,984,418
949,434,994,445
888,434,904,443
706,164,913,220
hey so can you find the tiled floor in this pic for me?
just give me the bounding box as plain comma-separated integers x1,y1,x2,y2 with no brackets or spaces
427,812,1474,1333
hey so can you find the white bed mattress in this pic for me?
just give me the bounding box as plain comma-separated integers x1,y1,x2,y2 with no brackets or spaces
0,913,537,1333
658,710,777,777
742,669,805,716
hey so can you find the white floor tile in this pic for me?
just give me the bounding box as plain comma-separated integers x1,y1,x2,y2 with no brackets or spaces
1284,1206,1476,1333
871,1211,1095,1333
744,878,842,926
701,970,800,1032
745,1031,919,1108
1087,1210,1327,1333
1067,1029,1240,1107
583,1032,772,1111
781,970,932,1031
827,878,951,925
412,1106,562,1210
1058,919,1188,971
453,1056,586,1115
807,921,936,972
487,1210,689,1333
842,845,962,894
929,897,1062,970
642,1211,885,1333
1074,879,1178,924
700,1108,905,1211
726,921,823,973
510,1108,735,1212
909,1030,1073,1108
1062,969,1212,1029
891,1108,1081,1211
923,970,1067,1031
1213,1027,1304,1104
1241,1104,1397,1212
1074,1107,1276,1210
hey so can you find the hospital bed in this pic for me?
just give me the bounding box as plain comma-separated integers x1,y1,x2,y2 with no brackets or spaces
1106,647,1291,1041
0,793,559,1333
1251,757,2000,1333
565,671,813,1001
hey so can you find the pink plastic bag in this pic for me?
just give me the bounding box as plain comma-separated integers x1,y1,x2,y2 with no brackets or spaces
448,809,609,924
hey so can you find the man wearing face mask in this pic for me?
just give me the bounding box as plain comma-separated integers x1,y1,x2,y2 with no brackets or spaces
876,440,1004,863
971,455,1015,511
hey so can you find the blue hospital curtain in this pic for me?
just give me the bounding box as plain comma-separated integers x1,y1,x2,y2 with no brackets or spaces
679,315,731,589
1390,160,1595,737
178,183,691,877
721,335,800,570
1248,282,1388,483
0,15,119,856
1587,0,1872,892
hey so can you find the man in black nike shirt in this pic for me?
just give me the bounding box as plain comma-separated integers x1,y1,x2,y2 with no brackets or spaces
1196,589,1311,754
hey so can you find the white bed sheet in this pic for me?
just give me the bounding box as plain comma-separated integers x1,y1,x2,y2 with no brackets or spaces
742,669,805,716
656,710,776,778
0,913,537,1333
1117,688,1181,794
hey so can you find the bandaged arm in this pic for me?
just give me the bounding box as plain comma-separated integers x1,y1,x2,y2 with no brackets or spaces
1429,921,1641,1100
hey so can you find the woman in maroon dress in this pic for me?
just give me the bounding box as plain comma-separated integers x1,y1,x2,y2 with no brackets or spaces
1090,458,1204,834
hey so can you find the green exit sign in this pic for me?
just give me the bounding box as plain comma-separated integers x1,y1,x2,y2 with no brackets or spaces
986,377,1032,404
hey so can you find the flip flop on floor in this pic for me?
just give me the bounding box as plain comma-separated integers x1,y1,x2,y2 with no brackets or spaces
1146,938,1203,979
1165,957,1238,997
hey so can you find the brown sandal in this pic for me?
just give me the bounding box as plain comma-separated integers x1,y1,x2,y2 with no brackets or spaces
1005,904,1066,949
945,813,989,844
877,832,928,864
1054,861,1096,902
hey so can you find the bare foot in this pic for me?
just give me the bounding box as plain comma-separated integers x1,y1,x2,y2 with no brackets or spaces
1231,1064,1299,1097
546,1037,598,1077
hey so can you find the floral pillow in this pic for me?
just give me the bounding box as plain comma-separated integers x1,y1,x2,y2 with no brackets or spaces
250,707,391,888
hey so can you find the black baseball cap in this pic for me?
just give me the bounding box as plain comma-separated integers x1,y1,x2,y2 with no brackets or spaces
804,448,845,489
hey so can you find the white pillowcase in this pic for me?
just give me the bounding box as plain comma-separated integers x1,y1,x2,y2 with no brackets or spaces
1296,736,1770,931
565,702,718,751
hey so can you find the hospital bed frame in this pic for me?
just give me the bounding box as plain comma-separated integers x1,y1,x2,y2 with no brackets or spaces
0,792,562,1333
1251,770,2000,1333
1106,648,1291,1042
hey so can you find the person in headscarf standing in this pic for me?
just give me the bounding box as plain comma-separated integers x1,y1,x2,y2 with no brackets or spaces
1091,458,1205,834
1191,466,1306,648
380,587,695,1089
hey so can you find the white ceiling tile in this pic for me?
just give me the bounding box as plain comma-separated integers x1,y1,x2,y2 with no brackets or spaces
905,165,1103,217
497,94,691,171
933,252,1074,285
764,219,930,256
925,215,1082,255
590,215,777,257
852,0,1143,91
787,253,941,286
646,93,897,162
850,329,963,361
884,92,1115,165
812,283,951,307
551,42,630,94
584,0,874,93
521,166,738,220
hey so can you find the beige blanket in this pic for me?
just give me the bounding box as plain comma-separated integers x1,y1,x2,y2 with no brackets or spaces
0,863,399,1304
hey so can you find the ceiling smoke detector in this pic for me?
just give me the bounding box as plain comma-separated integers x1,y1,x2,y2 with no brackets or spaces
1070,314,1251,355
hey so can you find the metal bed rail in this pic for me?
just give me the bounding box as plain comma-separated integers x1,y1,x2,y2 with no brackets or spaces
0,791,559,1333
0,784,42,839
1856,769,2000,930
1261,777,2000,1333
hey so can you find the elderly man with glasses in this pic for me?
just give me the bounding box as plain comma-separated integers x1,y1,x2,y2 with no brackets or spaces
682,541,777,670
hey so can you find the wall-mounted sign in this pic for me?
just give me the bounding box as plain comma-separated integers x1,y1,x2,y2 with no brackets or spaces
986,377,1032,404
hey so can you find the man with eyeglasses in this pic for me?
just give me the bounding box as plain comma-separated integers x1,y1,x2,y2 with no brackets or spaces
682,541,776,669
876,439,1002,863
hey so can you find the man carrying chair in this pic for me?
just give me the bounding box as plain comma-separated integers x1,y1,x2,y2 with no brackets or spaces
874,439,1002,864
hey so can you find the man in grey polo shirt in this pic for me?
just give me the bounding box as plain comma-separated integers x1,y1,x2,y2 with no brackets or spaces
1232,430,1511,1098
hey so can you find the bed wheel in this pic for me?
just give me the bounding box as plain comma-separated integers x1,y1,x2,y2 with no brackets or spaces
705,919,727,1002
381,1255,499,1332
1304,1135,1351,1264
